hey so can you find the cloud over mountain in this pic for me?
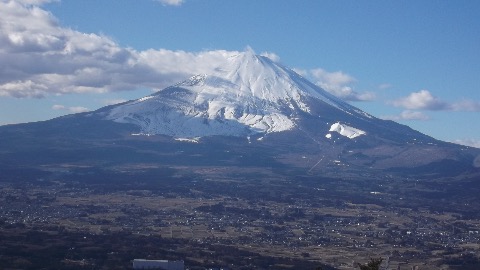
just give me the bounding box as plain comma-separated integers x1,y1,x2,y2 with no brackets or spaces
293,68,375,102
0,0,378,104
0,0,232,98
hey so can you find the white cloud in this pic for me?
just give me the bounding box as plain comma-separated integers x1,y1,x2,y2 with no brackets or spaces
103,99,128,105
310,68,356,86
310,69,376,101
296,68,374,101
292,68,307,77
382,110,430,121
156,0,184,6
52,104,89,113
260,51,280,62
52,104,65,110
28,0,56,4
12,0,57,6
0,80,48,98
0,0,238,99
69,106,90,113
453,139,480,149
391,90,480,112
401,110,430,120
391,90,449,110
0,1,378,104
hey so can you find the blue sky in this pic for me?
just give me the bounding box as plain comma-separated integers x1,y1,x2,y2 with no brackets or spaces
1,0,479,147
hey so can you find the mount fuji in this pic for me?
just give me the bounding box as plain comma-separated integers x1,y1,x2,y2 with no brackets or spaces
0,50,479,179
103,49,364,138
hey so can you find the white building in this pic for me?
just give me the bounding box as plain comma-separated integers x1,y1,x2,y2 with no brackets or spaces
132,259,184,270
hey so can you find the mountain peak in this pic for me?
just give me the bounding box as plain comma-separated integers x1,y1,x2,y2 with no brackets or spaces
232,46,259,62
104,50,370,138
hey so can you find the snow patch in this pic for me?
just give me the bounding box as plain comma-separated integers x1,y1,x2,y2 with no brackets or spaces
137,96,154,102
131,133,153,136
329,122,366,139
175,137,200,143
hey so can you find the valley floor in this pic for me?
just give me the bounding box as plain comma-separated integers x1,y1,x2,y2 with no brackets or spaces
1,165,480,269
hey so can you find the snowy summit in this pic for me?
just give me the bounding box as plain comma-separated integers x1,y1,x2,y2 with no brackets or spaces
105,49,368,139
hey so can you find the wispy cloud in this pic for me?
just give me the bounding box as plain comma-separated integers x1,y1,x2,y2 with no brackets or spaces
103,99,128,106
14,0,58,5
52,104,89,113
260,51,280,63
382,110,430,121
51,104,66,110
69,106,90,113
155,0,184,6
391,90,480,112
453,139,480,149
293,68,375,102
450,99,480,112
378,83,392,90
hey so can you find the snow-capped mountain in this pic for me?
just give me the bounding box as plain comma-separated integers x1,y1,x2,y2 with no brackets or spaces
0,49,478,179
104,49,372,139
